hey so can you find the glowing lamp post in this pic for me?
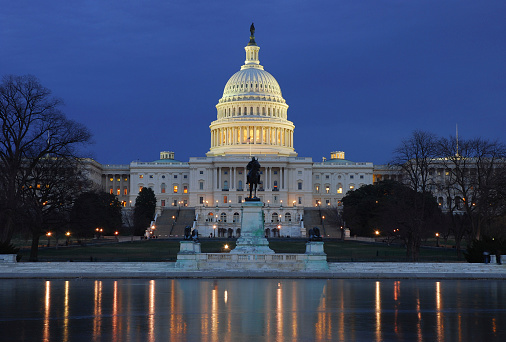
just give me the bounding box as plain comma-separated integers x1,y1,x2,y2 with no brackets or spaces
435,232,440,247
46,232,52,247
213,225,216,237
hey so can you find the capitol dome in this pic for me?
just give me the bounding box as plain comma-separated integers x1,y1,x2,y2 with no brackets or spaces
207,25,296,157
221,68,283,99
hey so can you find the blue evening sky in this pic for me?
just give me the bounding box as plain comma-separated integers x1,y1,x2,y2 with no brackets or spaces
1,1,505,165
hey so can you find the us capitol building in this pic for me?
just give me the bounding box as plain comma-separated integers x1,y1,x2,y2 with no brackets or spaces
86,26,375,238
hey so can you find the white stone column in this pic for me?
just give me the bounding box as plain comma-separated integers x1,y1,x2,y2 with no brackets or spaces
231,167,235,189
217,167,221,190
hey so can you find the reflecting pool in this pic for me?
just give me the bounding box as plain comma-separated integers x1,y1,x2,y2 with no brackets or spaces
0,279,505,341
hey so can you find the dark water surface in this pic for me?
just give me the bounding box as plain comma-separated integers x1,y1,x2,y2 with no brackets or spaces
0,278,505,341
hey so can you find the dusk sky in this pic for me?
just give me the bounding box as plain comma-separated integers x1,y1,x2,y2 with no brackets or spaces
2,1,505,165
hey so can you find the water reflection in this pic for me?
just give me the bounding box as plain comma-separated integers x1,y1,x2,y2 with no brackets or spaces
0,278,505,341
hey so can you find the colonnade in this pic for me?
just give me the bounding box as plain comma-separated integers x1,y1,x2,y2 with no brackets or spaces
213,166,286,190
218,105,286,119
211,126,293,148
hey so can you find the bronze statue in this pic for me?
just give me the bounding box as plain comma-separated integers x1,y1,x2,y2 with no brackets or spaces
246,157,261,199
250,23,255,36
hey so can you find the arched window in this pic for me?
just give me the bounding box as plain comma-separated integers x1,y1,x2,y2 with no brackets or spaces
285,213,291,222
220,212,227,222
250,107,253,115
207,212,214,222
238,107,241,115
233,212,240,223
272,213,279,223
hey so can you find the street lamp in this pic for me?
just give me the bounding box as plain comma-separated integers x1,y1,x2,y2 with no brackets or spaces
375,230,380,236
46,232,52,247
65,231,71,245
435,232,440,247
277,224,281,237
213,225,216,237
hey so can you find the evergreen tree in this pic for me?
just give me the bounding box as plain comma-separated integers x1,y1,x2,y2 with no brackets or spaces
133,188,156,236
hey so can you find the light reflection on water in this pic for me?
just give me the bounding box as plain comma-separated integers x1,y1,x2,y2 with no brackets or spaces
0,278,505,341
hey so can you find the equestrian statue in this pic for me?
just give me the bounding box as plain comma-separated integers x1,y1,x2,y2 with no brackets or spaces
246,157,261,200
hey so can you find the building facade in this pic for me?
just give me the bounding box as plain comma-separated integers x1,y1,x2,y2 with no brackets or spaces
87,28,374,237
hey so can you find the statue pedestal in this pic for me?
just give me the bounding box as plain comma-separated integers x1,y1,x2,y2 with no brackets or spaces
231,201,274,254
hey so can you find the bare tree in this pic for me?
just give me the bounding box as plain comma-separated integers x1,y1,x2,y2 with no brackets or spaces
0,75,91,245
390,130,439,260
438,136,506,240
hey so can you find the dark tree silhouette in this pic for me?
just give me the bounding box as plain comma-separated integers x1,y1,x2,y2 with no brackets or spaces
133,187,156,236
0,75,91,245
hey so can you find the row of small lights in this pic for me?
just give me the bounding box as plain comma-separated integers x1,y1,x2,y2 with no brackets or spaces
46,228,120,237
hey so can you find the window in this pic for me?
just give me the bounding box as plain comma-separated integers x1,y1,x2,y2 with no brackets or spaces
326,199,330,205
360,175,364,179
315,175,319,179
124,178,128,181
173,185,178,193
298,182,302,190
149,175,153,179
139,186,143,192
223,180,228,190
337,187,343,194
350,175,354,179
200,171,204,174
238,180,243,190
199,181,204,190
109,188,113,194
274,180,278,190
174,175,177,179
161,183,166,193
233,212,240,222
117,188,120,195
325,186,330,194
274,171,278,174
173,200,177,206
315,185,320,193
223,196,227,204
298,197,302,204
349,185,355,190
124,188,128,195
298,171,302,175
184,175,187,179
109,177,113,182
199,197,204,204
326,175,329,179
272,213,279,223
285,213,291,222
183,185,188,194
224,171,228,175
220,212,227,222
162,175,165,179
139,175,144,179
238,196,242,203
161,200,165,207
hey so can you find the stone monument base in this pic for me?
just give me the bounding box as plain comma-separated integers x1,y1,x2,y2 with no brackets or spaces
231,201,274,254
175,241,328,271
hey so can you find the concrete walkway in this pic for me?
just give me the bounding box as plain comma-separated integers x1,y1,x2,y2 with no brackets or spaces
0,262,505,279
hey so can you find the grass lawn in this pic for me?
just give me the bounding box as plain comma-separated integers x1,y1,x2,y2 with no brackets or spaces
18,238,464,262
